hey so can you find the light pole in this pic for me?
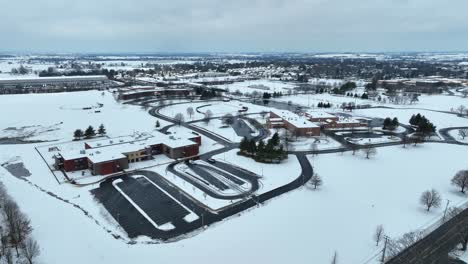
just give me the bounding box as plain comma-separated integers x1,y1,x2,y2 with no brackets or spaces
443,199,451,221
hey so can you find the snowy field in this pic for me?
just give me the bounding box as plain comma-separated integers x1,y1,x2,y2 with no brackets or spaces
0,91,164,142
449,129,468,143
306,143,468,263
193,118,243,142
354,108,468,132
1,143,467,264
274,93,468,113
215,79,297,95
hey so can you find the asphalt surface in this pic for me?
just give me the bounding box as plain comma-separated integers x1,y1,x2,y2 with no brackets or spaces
386,206,468,264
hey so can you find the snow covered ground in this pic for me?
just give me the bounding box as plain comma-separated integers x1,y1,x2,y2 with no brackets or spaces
307,144,468,263
354,108,468,132
1,143,466,264
215,79,297,95
449,129,468,143
1,89,468,264
194,118,243,142
0,91,163,142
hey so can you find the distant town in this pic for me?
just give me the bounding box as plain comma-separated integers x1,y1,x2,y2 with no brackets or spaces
1,52,468,264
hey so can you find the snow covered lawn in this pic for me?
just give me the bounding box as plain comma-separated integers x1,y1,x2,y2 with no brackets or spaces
354,107,468,131
216,79,297,95
449,129,468,143
0,91,163,141
306,143,468,262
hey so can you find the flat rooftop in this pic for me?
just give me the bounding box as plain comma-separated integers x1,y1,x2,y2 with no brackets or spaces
271,110,319,128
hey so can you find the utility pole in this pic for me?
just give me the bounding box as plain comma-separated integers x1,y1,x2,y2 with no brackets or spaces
443,199,451,221
381,236,389,263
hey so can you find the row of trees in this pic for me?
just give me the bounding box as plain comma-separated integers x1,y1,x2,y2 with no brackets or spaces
10,66,29,75
238,133,287,163
0,183,40,264
73,124,106,140
332,82,356,95
317,102,332,108
452,105,468,117
345,92,369,99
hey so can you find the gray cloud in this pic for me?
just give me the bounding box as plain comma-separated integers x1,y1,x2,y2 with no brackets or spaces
1,0,468,52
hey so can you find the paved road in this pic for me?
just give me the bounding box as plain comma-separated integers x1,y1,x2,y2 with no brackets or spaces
386,206,468,264
439,127,468,144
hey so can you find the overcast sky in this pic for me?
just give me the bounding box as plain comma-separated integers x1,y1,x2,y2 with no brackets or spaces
2,0,468,53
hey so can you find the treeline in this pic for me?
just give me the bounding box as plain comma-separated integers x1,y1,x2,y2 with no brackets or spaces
74,124,106,140
194,87,222,99
238,133,287,163
332,81,356,95
0,183,40,263
317,102,332,108
38,68,117,80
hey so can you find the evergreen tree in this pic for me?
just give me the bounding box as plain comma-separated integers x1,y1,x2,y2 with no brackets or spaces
73,129,83,140
391,117,399,128
248,139,257,154
361,93,369,99
98,124,106,136
270,132,280,146
257,140,265,158
84,126,96,139
155,120,160,128
239,137,249,153
382,118,392,129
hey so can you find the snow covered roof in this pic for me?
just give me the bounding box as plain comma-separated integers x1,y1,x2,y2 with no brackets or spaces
61,131,199,163
305,111,337,120
86,150,127,164
271,110,319,128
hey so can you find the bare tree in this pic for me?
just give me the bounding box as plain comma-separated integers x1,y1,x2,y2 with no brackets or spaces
401,135,409,148
20,237,40,264
451,170,468,193
420,189,442,211
459,129,468,140
4,248,13,264
186,107,194,119
461,89,468,98
174,113,184,126
350,143,358,155
11,211,33,257
456,105,467,116
387,231,424,259
374,225,385,246
203,110,213,125
310,142,318,156
222,114,235,126
362,143,377,159
309,173,323,189
331,251,338,264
